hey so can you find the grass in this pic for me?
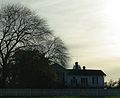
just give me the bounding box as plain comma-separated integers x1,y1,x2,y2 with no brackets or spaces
1,96,120,98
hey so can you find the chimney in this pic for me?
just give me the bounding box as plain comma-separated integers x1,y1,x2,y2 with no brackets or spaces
75,62,78,65
83,66,86,70
73,62,81,70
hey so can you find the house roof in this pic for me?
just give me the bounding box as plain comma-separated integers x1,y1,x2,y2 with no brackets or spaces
51,63,106,76
67,69,106,76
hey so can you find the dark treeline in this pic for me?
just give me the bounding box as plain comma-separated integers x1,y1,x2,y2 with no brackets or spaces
0,4,69,88
104,79,120,89
10,49,59,88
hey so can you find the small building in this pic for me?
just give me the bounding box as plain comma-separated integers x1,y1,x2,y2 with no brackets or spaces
64,62,106,88
51,62,106,88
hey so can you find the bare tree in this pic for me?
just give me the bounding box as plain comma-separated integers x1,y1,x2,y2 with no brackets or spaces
0,4,52,87
28,36,69,67
44,37,69,66
116,78,120,88
107,79,117,88
12,37,69,88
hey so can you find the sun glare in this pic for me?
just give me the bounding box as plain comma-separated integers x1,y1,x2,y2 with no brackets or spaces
103,0,120,57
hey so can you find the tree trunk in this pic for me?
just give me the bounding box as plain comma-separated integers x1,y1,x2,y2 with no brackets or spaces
0,65,8,88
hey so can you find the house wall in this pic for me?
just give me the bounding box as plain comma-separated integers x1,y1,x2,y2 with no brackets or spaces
64,74,104,88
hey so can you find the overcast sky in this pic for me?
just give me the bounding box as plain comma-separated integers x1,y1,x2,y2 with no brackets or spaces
1,0,120,81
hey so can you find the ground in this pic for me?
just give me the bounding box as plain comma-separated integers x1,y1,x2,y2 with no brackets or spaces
2,96,120,98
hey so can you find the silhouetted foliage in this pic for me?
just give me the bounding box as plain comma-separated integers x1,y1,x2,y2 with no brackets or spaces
104,79,118,88
0,4,69,88
0,4,52,87
32,37,69,66
12,49,58,88
117,78,120,88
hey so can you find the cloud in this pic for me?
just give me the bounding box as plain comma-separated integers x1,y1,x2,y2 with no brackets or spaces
0,0,120,81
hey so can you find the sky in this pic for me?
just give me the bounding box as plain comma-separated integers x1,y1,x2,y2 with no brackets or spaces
0,0,120,81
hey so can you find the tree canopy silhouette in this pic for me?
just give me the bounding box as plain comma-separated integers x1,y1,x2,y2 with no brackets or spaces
0,4,69,87
13,49,58,88
31,37,69,66
0,4,52,87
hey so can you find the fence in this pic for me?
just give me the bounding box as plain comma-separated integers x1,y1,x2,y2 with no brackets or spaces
0,89,120,96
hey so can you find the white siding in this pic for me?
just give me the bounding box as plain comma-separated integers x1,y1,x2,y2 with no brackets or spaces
64,75,104,88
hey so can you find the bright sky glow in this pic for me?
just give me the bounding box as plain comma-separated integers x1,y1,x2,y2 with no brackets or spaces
103,0,120,57
0,0,120,81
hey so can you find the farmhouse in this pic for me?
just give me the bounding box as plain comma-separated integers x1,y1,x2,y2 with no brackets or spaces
52,62,106,88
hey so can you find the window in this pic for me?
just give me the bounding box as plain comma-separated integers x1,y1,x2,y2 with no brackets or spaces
72,77,77,84
92,77,98,84
81,78,88,86
96,77,98,84
71,77,77,87
92,77,94,84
